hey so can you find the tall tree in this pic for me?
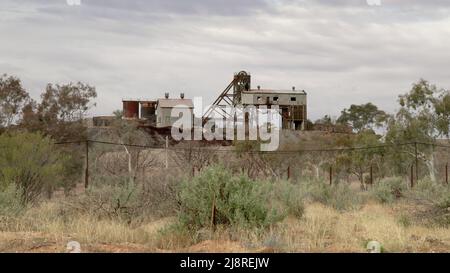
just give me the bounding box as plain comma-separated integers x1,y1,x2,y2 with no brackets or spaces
386,79,450,182
335,130,384,189
21,82,97,141
0,74,31,129
337,103,388,133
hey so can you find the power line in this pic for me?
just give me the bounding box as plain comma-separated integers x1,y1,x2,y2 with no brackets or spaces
51,139,450,154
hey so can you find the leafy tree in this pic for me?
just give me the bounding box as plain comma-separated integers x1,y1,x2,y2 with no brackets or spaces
20,82,97,141
0,74,31,129
337,103,388,133
335,130,384,189
434,91,450,138
386,79,450,182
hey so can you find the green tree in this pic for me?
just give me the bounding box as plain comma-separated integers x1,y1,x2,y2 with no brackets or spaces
335,130,384,189
386,79,450,182
337,103,388,133
0,74,32,129
21,82,97,141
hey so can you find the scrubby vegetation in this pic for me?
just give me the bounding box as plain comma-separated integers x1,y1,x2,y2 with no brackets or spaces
370,177,407,204
2,159,450,253
1,75,450,252
178,166,291,230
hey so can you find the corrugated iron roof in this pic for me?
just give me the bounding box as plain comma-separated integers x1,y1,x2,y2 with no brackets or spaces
157,99,194,108
243,89,307,95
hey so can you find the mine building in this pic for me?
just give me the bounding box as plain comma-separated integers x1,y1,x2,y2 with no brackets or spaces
116,71,307,132
122,99,157,124
155,93,194,128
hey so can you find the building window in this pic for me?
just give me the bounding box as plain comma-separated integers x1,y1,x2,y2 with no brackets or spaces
273,97,279,101
291,97,297,102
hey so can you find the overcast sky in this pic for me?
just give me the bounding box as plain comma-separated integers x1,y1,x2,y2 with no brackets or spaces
1,0,450,121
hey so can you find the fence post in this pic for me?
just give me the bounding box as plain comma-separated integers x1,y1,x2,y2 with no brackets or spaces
329,165,333,186
370,165,373,186
414,142,419,181
165,136,169,169
446,163,448,185
410,164,414,188
84,140,89,189
192,166,195,177
287,166,291,180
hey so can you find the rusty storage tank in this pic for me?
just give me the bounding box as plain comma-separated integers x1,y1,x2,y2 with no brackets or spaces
123,100,139,119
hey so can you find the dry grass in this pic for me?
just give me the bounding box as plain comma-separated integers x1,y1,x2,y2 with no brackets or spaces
1,201,450,253
276,202,450,253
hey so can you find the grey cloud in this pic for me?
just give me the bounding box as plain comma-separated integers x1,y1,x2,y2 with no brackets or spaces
1,0,450,120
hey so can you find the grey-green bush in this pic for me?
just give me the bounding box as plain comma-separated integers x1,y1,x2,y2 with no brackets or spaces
0,132,67,204
178,165,288,230
271,180,305,219
432,194,450,227
370,177,406,204
0,184,25,216
298,178,362,211
63,172,179,223
407,177,450,202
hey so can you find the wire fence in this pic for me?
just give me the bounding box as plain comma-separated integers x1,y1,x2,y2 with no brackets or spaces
53,138,450,190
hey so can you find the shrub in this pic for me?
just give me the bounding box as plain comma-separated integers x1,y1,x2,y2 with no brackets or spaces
177,165,287,230
407,177,450,202
63,172,179,224
298,178,362,211
370,177,406,204
0,132,68,205
402,178,450,227
0,184,25,216
432,194,450,227
327,183,363,211
272,180,305,219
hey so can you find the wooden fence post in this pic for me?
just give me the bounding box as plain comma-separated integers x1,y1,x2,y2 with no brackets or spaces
414,142,419,181
165,136,169,169
329,165,333,186
84,140,89,189
446,163,448,185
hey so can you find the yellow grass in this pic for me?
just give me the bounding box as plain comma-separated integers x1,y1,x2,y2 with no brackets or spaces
276,202,450,253
1,201,449,253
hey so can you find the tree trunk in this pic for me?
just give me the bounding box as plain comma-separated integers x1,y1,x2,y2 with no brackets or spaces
426,152,437,183
123,145,135,184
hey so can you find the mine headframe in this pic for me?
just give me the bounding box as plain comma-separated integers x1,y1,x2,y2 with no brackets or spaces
202,71,251,125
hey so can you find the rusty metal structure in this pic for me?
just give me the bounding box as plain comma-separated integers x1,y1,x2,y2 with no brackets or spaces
123,100,140,119
202,71,251,123
202,71,308,130
122,99,157,124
